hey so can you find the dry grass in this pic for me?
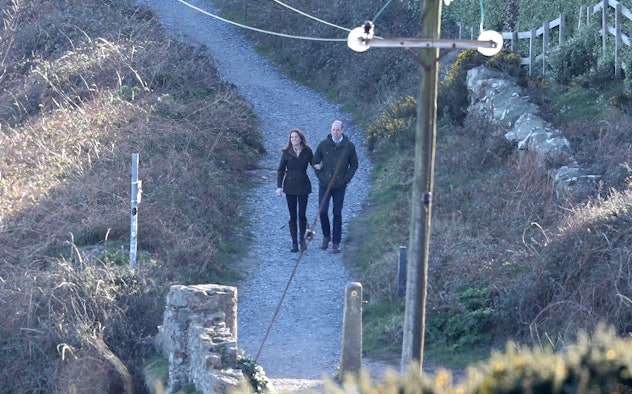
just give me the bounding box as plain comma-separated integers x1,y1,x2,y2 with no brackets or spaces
512,185,632,345
0,0,262,391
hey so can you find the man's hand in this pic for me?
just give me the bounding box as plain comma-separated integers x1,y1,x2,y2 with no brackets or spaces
276,188,283,196
313,162,323,170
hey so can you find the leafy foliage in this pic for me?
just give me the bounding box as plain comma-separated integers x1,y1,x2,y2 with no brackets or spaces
366,95,416,152
427,287,496,352
548,24,601,84
314,325,632,394
235,355,271,394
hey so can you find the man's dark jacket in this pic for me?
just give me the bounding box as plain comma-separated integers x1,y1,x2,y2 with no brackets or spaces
312,134,358,190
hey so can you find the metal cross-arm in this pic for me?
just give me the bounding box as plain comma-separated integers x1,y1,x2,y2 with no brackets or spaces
347,21,503,56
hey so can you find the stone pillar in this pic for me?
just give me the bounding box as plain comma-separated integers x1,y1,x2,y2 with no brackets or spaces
155,284,242,393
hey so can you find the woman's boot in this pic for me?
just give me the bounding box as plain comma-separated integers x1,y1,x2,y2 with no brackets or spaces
299,220,308,251
289,220,299,252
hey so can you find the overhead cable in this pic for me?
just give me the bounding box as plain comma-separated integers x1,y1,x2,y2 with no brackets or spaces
175,0,347,41
270,0,351,32
372,0,394,22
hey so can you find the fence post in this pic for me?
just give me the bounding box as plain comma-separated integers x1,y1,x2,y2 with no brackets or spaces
615,3,622,78
397,246,407,298
602,0,607,54
579,6,585,29
560,13,566,44
511,31,518,52
542,20,549,75
529,28,536,75
339,282,363,378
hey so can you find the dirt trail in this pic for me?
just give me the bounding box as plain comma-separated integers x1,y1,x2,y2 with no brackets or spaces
136,0,403,391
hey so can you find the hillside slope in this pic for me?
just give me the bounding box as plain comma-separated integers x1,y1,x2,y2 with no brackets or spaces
0,0,263,391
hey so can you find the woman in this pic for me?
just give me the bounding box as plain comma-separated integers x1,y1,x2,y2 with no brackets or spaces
277,129,314,252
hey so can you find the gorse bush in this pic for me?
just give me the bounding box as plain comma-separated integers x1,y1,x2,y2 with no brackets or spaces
458,325,632,394
366,95,416,152
438,49,487,124
307,325,632,394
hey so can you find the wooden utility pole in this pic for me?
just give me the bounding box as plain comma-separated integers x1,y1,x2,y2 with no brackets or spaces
401,0,442,373
346,0,500,376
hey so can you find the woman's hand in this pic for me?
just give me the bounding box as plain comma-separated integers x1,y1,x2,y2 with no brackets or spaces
313,162,323,170
276,188,283,197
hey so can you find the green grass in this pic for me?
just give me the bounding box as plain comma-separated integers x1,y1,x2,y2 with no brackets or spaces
362,301,405,360
424,343,493,370
545,81,628,124
349,154,412,271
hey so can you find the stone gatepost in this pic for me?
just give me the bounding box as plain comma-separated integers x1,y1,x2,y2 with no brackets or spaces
156,284,243,393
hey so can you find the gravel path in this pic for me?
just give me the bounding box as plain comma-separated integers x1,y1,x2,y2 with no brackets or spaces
136,0,398,391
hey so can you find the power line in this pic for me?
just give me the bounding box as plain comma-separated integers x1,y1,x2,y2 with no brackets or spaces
270,0,351,32
175,0,347,41
372,0,395,22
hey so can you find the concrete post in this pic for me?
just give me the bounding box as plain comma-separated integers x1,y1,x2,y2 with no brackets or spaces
339,282,363,378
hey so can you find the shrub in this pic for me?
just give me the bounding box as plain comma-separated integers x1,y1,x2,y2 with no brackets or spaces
366,95,416,153
548,24,601,84
427,286,496,352
243,325,632,394
235,355,271,394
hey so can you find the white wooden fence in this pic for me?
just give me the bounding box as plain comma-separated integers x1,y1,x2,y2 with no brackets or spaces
499,0,631,76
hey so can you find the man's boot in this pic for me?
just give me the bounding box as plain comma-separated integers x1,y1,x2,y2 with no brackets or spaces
299,220,308,251
289,220,299,252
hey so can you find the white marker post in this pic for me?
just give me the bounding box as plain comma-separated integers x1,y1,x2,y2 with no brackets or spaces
130,153,142,270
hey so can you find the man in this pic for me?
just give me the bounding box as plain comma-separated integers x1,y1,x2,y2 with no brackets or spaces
312,120,359,254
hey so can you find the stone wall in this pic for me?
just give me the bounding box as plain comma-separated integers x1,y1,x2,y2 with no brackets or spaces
466,66,600,199
155,284,243,393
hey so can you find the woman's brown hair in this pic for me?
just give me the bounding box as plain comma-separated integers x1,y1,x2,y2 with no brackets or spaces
282,128,311,151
